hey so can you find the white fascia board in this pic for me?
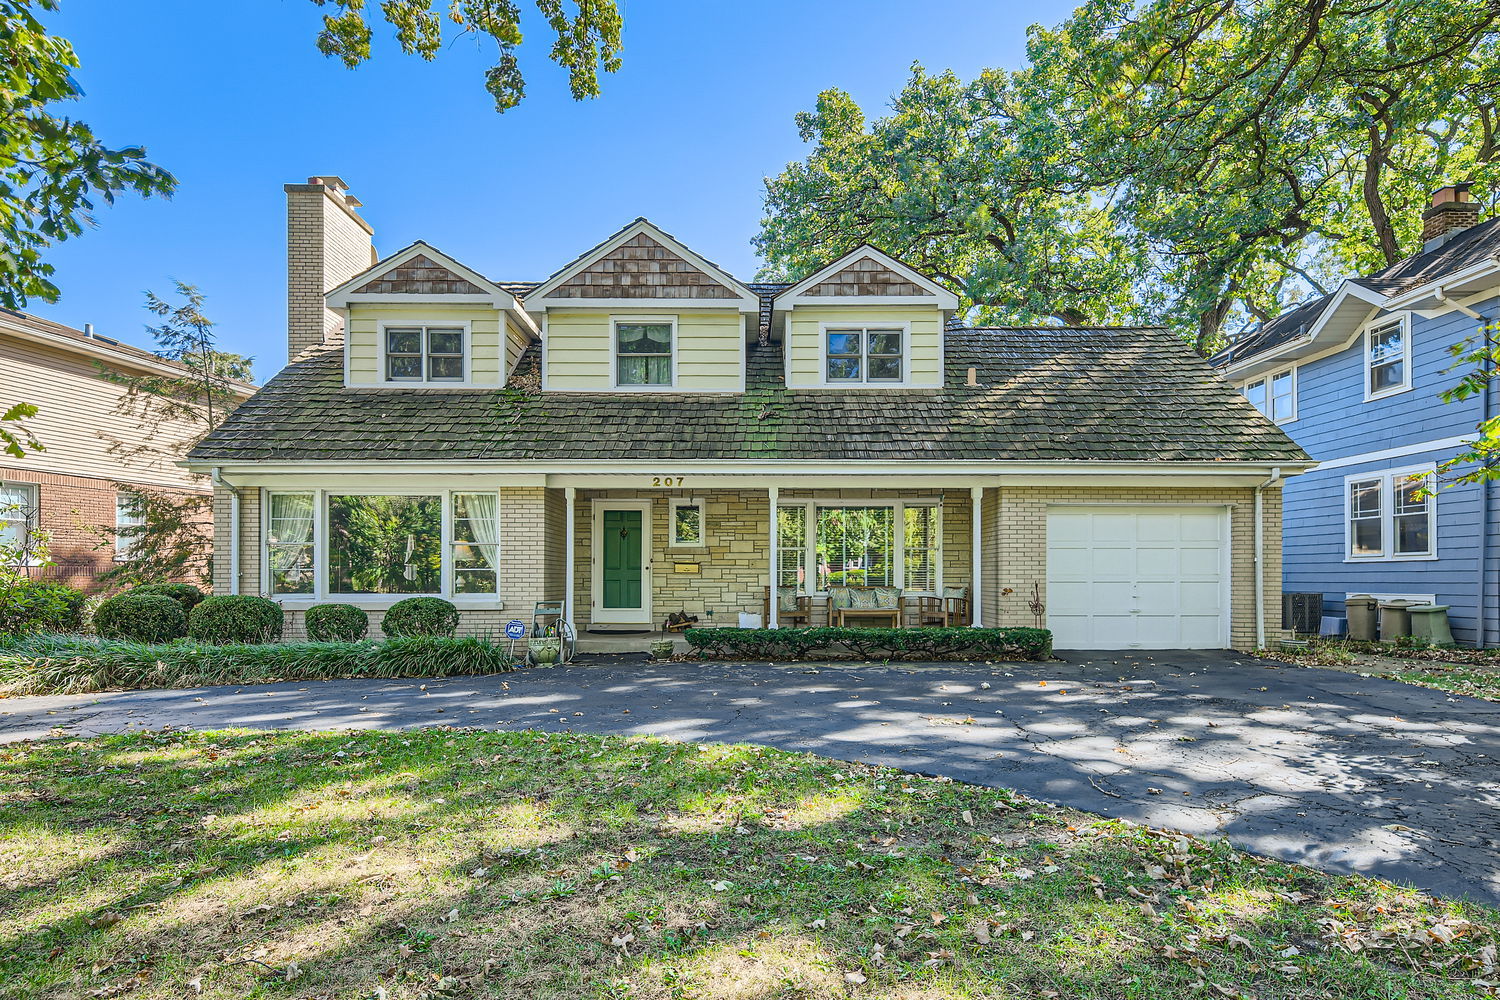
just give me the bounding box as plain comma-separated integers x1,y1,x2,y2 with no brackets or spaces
1219,282,1384,379
773,245,962,309
524,219,760,308
529,298,758,318
1381,258,1500,310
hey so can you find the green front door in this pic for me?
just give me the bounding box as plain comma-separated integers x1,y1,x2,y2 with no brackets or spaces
602,509,644,610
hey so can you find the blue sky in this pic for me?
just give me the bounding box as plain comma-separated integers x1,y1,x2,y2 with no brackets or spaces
31,0,1075,375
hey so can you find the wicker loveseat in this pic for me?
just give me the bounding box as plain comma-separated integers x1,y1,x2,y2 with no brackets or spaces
826,585,903,627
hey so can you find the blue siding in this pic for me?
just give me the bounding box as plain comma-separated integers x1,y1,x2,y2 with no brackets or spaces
1273,293,1496,645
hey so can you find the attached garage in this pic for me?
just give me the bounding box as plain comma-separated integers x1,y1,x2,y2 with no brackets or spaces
1046,506,1230,650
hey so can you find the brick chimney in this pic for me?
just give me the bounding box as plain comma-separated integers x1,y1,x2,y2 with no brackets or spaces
1421,183,1481,250
285,176,376,361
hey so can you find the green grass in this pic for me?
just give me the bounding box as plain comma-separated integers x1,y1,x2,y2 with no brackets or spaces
1,729,1495,999
1259,639,1500,702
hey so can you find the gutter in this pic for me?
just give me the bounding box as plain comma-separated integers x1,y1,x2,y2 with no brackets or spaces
1254,466,1283,649
1434,285,1485,320
210,468,241,595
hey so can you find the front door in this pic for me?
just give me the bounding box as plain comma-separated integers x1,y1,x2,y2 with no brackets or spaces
593,501,651,624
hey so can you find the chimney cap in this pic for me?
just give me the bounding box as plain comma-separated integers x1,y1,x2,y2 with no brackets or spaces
307,175,350,191
1431,183,1474,206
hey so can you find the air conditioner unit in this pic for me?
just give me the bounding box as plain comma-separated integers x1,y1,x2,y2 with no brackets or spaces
1282,592,1324,635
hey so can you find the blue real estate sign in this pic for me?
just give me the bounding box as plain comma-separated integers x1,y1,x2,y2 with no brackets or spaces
505,620,527,640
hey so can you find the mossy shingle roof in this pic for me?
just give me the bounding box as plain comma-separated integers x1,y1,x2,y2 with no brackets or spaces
190,325,1307,465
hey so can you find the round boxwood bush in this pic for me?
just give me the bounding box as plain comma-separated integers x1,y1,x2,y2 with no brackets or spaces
127,583,205,613
381,597,459,639
93,592,188,643
187,595,284,644
305,603,369,643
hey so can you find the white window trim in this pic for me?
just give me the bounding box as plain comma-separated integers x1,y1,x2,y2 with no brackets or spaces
777,497,942,596
376,320,473,388
816,321,913,387
1362,313,1412,402
263,488,503,607
668,496,706,548
114,492,145,562
611,315,678,391
1343,462,1437,562
1242,365,1298,424
0,481,39,567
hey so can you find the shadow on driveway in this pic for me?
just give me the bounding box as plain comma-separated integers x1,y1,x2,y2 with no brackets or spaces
4,649,1498,904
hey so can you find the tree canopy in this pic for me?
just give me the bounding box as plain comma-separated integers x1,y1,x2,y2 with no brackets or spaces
757,0,1500,353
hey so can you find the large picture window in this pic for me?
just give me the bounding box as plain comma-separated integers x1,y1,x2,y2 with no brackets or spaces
1345,466,1434,561
817,506,894,588
776,499,940,594
615,320,674,386
328,495,443,595
385,326,465,383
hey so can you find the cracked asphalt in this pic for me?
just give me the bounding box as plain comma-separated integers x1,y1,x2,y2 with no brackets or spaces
3,650,1499,904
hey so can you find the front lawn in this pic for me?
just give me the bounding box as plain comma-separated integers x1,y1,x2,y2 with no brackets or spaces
1,729,1495,999
1260,640,1500,703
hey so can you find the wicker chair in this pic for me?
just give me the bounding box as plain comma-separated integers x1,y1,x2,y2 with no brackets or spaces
917,585,970,627
827,585,903,627
763,586,812,627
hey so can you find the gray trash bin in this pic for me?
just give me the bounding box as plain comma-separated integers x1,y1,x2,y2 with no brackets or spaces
1345,595,1378,642
1407,605,1456,647
1378,599,1420,642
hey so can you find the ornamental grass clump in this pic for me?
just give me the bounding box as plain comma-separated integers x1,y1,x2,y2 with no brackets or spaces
92,592,188,644
305,603,369,642
380,597,459,638
187,595,284,644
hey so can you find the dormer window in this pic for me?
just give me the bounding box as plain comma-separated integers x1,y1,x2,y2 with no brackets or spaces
614,318,675,387
384,325,465,383
824,326,904,384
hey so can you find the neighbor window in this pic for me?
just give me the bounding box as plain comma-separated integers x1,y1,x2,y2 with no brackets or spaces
450,492,499,594
1243,368,1296,422
385,326,465,383
1346,466,1434,560
669,498,705,547
0,483,38,564
1365,317,1409,398
328,494,442,595
615,320,673,386
825,327,903,383
267,492,316,595
114,492,146,562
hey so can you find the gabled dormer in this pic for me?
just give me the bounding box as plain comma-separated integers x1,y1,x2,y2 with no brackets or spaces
773,246,960,389
326,241,538,389
525,219,761,393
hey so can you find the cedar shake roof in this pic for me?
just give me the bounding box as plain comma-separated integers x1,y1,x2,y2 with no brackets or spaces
189,326,1307,465
1212,216,1500,368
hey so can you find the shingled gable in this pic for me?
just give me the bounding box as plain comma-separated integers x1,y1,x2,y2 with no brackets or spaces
523,218,760,310
775,245,961,309
325,241,529,319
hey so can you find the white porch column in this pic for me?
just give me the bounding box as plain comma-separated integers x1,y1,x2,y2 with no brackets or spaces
971,486,983,626
768,485,779,628
563,486,577,626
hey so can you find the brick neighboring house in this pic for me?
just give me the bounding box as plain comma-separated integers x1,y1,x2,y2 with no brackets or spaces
187,176,1313,651
0,310,256,589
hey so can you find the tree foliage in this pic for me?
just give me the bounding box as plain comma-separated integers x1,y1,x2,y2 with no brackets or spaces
1,402,42,459
309,0,623,112
758,1,1500,353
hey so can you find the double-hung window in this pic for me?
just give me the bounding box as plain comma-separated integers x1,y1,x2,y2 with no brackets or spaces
1345,466,1435,560
825,326,904,383
385,326,465,383
114,491,146,562
267,493,317,595
615,319,674,386
1364,317,1410,399
1243,368,1296,423
0,483,38,564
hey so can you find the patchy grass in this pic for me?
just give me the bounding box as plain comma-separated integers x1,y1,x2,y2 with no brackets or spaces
1259,640,1500,702
1,730,1496,999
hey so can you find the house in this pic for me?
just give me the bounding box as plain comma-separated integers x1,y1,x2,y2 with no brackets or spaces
185,176,1311,651
0,310,256,588
1211,184,1500,647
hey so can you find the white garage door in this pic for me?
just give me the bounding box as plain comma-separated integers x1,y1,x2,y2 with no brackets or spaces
1046,506,1229,650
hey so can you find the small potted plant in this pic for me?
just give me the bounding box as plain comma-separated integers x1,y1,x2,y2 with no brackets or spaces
527,634,561,666
650,638,675,660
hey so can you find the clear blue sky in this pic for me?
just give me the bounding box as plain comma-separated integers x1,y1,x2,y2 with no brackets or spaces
31,0,1076,375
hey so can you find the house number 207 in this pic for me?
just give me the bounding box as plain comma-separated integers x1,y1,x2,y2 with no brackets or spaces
652,476,684,487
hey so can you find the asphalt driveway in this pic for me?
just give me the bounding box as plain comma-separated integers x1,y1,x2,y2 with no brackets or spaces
4,651,1499,904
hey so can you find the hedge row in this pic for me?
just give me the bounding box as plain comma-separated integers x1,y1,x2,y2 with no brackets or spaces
682,626,1052,661
0,634,516,696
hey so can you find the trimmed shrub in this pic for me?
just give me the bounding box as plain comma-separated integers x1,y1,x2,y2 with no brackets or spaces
188,595,284,644
381,597,459,639
0,634,517,696
93,593,188,644
0,580,87,636
683,626,1052,662
305,603,369,643
127,583,205,613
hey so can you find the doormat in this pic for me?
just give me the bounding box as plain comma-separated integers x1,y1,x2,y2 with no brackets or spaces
586,628,652,636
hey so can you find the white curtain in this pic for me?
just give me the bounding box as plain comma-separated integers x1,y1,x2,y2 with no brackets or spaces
464,492,499,569
268,493,313,572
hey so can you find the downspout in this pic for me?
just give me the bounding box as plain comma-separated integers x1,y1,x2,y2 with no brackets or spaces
1254,466,1283,650
210,468,241,596
1478,314,1493,649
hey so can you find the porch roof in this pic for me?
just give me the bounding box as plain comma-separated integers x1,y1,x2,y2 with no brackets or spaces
189,327,1308,465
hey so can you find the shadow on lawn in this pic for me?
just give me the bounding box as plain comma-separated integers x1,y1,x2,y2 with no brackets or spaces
4,727,1492,999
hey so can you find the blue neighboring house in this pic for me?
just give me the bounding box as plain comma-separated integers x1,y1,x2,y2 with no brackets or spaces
1212,185,1498,647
